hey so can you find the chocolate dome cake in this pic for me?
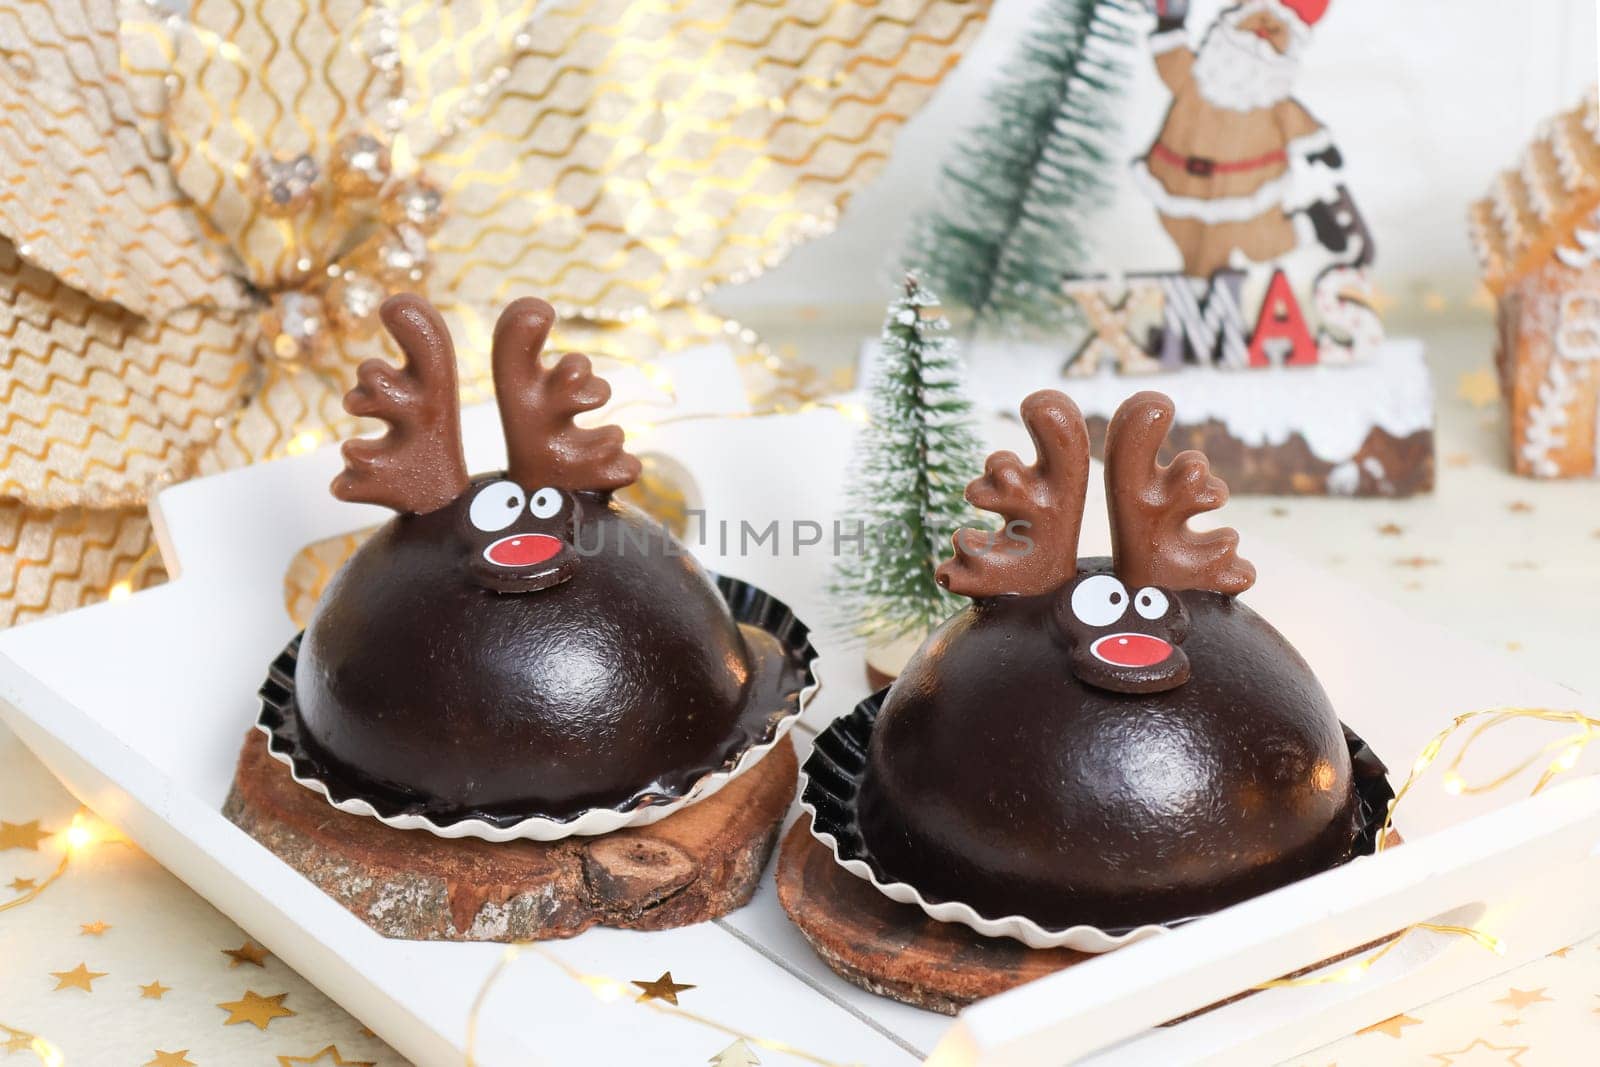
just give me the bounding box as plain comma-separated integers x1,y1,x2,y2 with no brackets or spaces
284,294,809,825
848,389,1372,932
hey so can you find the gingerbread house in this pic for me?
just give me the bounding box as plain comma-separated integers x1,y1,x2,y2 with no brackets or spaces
1471,89,1600,478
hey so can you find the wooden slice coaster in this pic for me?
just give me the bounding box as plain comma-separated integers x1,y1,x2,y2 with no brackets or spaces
776,815,1091,1014
778,815,1401,1017
226,729,797,942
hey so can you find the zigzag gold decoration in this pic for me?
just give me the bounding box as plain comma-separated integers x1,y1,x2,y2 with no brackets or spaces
0,0,987,625
0,503,164,627
282,530,371,628
0,0,245,318
0,238,250,509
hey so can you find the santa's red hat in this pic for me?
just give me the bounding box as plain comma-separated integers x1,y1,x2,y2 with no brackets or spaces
1277,0,1329,26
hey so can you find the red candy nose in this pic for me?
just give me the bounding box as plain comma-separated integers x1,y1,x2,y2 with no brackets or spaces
483,533,563,568
1091,632,1174,668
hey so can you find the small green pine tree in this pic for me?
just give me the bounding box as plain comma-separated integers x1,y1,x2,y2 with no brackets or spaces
908,0,1135,333
833,274,983,640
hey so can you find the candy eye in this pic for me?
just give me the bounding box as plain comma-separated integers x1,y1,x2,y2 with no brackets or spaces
1070,574,1130,627
468,481,525,533
1134,587,1170,621
528,487,564,520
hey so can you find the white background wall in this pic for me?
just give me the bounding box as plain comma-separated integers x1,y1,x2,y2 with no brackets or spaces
717,0,1599,320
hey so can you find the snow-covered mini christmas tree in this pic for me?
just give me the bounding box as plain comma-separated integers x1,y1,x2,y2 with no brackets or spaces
833,275,982,658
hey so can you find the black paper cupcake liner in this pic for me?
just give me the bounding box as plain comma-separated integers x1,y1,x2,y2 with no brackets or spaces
800,687,1394,950
257,574,820,842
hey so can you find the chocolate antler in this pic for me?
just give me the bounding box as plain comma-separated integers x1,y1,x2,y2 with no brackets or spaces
491,297,641,491
332,294,469,515
937,391,1090,598
1105,391,1255,595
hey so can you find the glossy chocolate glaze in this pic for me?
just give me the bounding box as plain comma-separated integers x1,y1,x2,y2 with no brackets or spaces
856,558,1362,930
294,493,782,820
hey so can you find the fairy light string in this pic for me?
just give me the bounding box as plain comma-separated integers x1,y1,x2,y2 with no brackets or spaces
1,810,95,915
0,813,97,1066
464,942,859,1067
1259,706,1599,991
0,1024,63,1067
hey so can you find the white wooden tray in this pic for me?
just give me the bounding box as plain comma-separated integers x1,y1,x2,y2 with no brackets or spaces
3,402,1599,1066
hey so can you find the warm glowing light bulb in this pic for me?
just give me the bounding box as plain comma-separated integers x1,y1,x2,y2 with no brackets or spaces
1555,745,1583,771
287,430,323,456
839,402,868,424
1442,771,1465,795
107,581,133,602
579,976,626,1003
65,817,94,852
31,1038,63,1067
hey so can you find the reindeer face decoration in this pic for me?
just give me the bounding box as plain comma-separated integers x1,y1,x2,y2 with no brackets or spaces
332,294,641,594
936,389,1255,695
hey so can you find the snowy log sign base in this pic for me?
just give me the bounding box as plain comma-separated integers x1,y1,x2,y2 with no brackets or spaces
226,730,798,941
952,339,1435,497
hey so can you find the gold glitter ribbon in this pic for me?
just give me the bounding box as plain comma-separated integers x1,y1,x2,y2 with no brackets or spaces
0,0,989,625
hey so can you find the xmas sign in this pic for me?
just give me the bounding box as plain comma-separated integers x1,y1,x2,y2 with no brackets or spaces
1062,263,1382,375
1070,0,1384,377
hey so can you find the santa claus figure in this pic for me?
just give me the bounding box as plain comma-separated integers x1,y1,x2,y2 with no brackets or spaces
1135,0,1355,278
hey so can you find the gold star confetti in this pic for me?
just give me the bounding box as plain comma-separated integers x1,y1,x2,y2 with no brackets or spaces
632,971,695,1006
278,1045,376,1066
218,990,295,1030
145,1052,196,1067
7,878,35,892
1457,368,1501,408
1493,986,1551,1011
1549,946,1572,958
1377,522,1405,536
1507,500,1534,514
1358,1013,1421,1039
1506,641,1524,652
3,1033,32,1055
140,981,171,1000
49,963,106,992
1395,556,1441,569
223,941,270,968
1501,1017,1522,1028
79,920,110,936
0,821,52,851
1428,1037,1528,1065
1445,451,1475,468
709,1039,763,1066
